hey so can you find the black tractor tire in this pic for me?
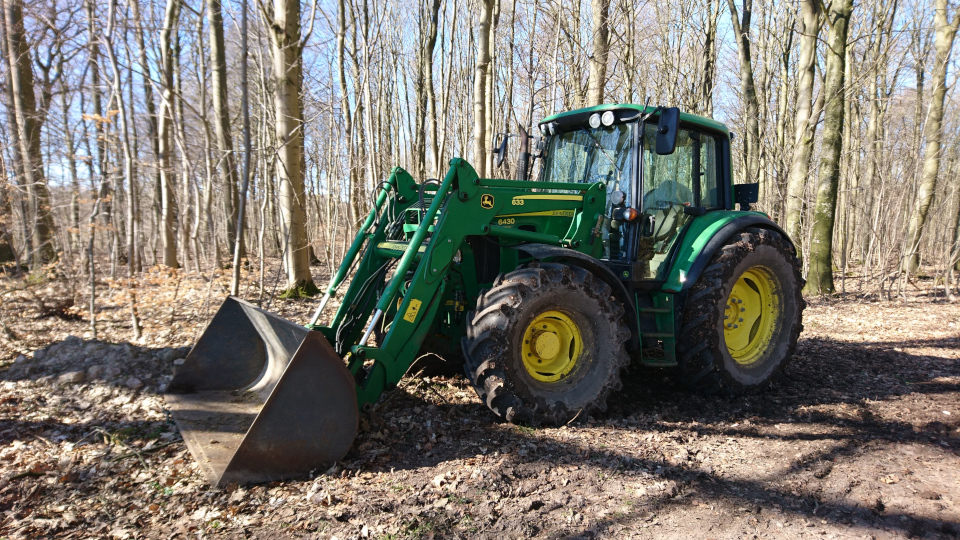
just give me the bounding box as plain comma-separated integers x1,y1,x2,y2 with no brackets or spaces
676,227,804,395
462,262,630,425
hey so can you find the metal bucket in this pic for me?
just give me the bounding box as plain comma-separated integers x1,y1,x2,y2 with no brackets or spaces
165,297,358,486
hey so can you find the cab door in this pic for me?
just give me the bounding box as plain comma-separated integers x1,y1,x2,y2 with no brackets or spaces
636,125,720,280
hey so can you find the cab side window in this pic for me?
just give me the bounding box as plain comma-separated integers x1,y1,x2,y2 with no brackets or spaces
699,133,720,208
642,127,719,210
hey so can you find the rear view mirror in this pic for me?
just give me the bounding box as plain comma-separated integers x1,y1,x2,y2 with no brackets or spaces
656,107,680,155
495,134,509,168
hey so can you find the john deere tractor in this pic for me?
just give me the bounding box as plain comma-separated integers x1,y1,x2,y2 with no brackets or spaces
166,104,804,486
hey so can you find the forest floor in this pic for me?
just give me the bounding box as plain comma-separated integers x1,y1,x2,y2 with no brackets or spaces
0,264,958,539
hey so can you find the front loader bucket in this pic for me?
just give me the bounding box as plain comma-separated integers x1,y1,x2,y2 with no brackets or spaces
165,296,358,487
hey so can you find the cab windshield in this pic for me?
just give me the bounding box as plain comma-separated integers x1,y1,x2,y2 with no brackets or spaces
539,124,634,205
538,123,635,260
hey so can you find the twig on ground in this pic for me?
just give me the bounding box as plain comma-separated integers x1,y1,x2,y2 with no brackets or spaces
111,441,179,463
9,471,45,481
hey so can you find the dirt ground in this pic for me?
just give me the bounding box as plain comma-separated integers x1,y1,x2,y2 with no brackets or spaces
0,265,958,539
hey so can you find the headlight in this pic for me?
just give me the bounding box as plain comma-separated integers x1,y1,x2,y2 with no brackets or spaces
588,113,601,129
601,110,615,126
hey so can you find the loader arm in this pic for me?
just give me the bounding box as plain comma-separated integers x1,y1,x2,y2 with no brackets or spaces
166,158,607,487
314,158,607,410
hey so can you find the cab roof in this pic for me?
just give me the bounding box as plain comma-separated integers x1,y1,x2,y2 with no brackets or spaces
539,104,730,137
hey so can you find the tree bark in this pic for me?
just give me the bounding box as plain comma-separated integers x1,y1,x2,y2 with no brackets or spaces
157,0,181,268
587,0,610,106
102,0,137,277
207,0,244,265
803,0,854,295
783,0,820,254
699,0,720,118
473,0,495,178
3,0,56,266
902,0,960,273
269,0,313,292
726,0,761,184
414,0,441,180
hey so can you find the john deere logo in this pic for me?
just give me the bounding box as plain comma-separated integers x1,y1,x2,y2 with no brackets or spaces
480,194,495,209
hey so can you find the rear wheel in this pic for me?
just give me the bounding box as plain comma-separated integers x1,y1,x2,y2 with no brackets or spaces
676,228,804,394
462,263,630,425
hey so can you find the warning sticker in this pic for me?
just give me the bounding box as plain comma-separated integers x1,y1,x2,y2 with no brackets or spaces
403,299,423,323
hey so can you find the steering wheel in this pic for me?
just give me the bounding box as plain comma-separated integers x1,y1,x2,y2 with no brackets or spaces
642,181,693,242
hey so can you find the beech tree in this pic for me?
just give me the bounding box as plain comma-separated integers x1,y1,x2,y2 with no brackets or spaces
804,0,855,295
903,0,960,273
268,0,313,293
3,0,56,266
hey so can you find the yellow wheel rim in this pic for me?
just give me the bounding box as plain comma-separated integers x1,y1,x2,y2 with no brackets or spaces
521,311,582,382
724,266,780,366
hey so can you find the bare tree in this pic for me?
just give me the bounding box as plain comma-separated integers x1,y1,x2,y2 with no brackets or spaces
158,0,181,268
268,0,313,292
726,0,761,184
587,0,611,106
804,0,855,295
903,0,960,272
207,0,244,267
473,0,495,178
3,0,56,266
783,0,821,252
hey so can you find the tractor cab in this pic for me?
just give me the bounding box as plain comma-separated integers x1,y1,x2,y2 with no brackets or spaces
534,105,730,282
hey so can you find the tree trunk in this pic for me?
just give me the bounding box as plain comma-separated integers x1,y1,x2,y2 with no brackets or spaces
699,0,720,118
0,155,15,265
803,0,854,295
173,30,193,272
102,0,137,277
902,0,960,273
158,0,181,268
587,0,610,106
129,0,161,271
58,76,81,255
783,0,820,253
484,0,499,175
472,0,495,178
414,0,441,180
3,0,56,266
726,0,761,184
207,0,244,266
270,0,313,292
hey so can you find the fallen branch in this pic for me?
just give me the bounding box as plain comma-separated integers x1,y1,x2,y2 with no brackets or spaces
9,471,45,481
110,440,179,463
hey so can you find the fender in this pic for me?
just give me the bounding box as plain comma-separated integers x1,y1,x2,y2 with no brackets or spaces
513,244,641,350
663,212,793,293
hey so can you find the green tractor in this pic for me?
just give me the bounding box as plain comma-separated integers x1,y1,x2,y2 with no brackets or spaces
166,104,804,486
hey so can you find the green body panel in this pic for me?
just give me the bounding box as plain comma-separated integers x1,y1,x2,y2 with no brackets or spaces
662,210,767,293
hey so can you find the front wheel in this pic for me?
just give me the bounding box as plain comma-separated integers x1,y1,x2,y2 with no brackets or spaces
462,263,630,425
676,228,805,395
